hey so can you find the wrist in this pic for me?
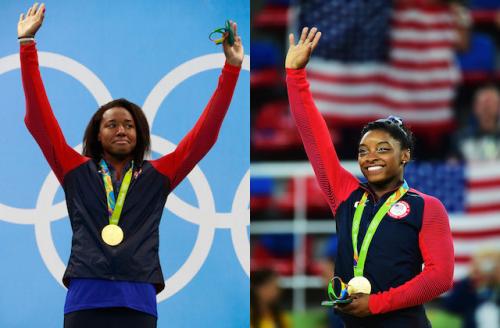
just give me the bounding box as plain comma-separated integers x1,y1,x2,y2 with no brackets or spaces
224,61,242,73
18,36,35,44
285,60,307,70
286,67,306,77
225,58,242,67
285,63,303,69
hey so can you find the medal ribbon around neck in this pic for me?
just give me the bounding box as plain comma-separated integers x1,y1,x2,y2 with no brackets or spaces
99,160,133,245
352,181,409,277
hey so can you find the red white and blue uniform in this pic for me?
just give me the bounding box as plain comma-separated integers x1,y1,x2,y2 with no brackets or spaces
286,68,454,327
20,42,240,317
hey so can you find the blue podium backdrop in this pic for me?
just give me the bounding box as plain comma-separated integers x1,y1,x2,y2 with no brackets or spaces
0,1,249,327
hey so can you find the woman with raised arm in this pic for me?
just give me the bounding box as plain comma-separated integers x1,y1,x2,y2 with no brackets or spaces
285,27,454,327
18,3,243,328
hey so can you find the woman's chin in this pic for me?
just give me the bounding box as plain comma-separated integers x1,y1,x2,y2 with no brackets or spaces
363,172,386,184
366,174,394,187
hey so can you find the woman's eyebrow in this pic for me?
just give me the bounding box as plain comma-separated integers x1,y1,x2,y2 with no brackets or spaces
359,141,392,147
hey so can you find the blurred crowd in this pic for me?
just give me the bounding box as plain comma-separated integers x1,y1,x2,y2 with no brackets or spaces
250,0,500,327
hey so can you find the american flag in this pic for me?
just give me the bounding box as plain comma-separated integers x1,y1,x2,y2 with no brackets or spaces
299,0,460,130
403,161,500,280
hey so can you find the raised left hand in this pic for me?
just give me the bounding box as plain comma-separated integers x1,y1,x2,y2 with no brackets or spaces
223,21,244,67
334,293,372,318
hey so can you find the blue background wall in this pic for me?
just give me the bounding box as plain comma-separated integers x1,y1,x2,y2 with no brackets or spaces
0,1,249,327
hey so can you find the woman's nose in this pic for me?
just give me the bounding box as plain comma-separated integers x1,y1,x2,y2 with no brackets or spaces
364,150,379,161
116,125,126,134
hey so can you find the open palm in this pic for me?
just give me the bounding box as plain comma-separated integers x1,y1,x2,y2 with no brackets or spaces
285,27,321,69
18,3,45,38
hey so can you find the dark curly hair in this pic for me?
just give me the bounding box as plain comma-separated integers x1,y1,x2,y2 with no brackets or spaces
82,98,151,164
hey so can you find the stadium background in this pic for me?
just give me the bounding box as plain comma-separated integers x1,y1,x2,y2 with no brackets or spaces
250,0,500,327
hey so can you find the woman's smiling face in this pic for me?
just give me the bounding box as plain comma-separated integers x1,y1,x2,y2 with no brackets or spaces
358,129,410,187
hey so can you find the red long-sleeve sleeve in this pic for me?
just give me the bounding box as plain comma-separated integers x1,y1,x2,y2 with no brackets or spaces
286,68,359,214
20,42,88,184
368,193,455,314
150,62,240,191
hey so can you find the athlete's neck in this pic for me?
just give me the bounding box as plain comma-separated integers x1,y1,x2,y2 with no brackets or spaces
368,176,404,201
102,152,132,181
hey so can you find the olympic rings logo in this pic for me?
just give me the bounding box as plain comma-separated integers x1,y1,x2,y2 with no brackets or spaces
0,51,250,302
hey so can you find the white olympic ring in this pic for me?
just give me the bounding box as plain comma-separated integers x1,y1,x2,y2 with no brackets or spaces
0,51,250,302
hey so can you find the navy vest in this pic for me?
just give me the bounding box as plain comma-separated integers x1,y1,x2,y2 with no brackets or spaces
62,160,170,293
335,185,431,327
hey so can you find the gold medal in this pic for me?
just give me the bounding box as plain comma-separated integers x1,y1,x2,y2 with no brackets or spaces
101,224,124,246
347,276,372,295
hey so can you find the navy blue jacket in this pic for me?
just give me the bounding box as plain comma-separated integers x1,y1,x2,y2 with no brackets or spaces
21,42,240,292
287,68,454,327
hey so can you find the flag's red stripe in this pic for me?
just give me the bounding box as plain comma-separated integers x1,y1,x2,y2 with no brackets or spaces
454,256,470,263
391,40,455,50
308,71,454,89
392,21,454,30
252,5,288,28
311,92,450,111
467,178,500,189
395,5,452,14
391,60,453,70
452,228,500,239
467,203,500,213
321,113,454,131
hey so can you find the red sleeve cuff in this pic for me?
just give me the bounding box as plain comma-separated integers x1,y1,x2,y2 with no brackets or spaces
223,61,241,74
368,294,383,315
286,67,307,78
20,41,36,52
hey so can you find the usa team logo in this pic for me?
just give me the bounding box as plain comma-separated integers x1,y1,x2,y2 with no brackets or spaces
388,201,410,219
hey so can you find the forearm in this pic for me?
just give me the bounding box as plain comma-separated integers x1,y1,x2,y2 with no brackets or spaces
368,264,453,314
184,62,240,153
286,68,358,213
151,62,240,188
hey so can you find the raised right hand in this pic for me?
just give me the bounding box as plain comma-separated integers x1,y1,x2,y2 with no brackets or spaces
285,27,321,69
18,3,45,38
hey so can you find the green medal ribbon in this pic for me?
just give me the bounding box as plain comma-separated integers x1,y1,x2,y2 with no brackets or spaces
352,181,409,277
99,160,133,226
209,20,234,45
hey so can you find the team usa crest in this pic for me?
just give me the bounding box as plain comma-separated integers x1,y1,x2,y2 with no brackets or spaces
388,201,410,219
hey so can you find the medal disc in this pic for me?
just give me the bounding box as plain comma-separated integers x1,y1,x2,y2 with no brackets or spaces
101,224,124,246
347,276,372,295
